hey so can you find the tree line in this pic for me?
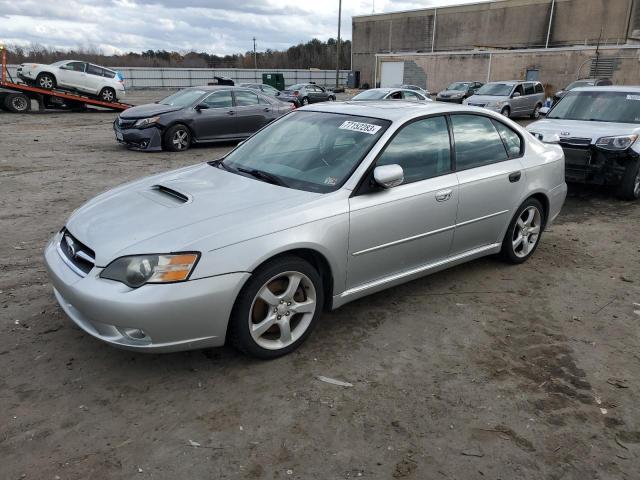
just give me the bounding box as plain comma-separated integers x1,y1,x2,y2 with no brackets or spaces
5,38,352,70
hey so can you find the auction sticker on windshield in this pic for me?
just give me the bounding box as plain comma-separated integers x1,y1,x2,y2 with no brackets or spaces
339,120,382,135
626,94,640,101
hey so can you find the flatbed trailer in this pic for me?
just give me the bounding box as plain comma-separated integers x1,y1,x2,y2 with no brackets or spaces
0,45,132,113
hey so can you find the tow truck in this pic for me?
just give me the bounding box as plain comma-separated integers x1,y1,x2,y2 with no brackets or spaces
0,44,132,113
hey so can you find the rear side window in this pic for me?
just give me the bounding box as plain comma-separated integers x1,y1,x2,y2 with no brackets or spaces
403,91,422,101
103,70,116,79
451,115,508,169
87,64,104,76
235,90,260,106
376,116,452,184
203,91,232,108
492,120,522,158
524,83,535,95
535,83,544,94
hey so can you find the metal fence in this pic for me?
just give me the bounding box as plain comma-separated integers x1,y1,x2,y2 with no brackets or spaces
6,65,349,89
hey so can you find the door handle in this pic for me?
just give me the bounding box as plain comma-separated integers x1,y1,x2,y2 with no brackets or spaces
508,171,522,183
435,189,453,202
264,108,271,112
227,110,235,115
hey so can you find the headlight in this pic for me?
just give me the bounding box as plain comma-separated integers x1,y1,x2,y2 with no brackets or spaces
486,101,505,108
134,116,161,129
595,134,638,151
100,253,200,288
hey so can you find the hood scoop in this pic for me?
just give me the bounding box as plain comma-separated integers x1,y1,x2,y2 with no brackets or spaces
138,184,192,207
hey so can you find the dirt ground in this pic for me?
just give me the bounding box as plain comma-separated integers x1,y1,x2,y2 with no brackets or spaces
1,90,639,480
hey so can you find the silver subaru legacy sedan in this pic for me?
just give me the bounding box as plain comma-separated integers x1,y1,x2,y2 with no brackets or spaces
45,101,567,358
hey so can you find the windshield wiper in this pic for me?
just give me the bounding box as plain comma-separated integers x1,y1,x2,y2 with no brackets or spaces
236,167,288,187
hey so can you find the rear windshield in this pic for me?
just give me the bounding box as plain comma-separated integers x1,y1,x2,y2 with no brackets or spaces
287,84,305,90
548,91,640,124
352,90,388,100
220,111,390,193
159,89,206,107
476,83,514,96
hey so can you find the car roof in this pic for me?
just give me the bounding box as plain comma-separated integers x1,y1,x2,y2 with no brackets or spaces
572,85,640,93
300,100,492,122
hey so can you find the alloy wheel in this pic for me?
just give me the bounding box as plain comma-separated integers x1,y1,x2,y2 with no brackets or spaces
102,89,114,102
248,271,317,350
512,206,542,258
172,129,189,150
533,105,541,118
39,76,53,89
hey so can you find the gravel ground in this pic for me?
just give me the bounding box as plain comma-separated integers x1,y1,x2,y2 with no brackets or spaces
1,90,639,480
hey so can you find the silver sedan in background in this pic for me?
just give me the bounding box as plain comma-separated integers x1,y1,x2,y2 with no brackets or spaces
351,88,431,102
45,101,566,358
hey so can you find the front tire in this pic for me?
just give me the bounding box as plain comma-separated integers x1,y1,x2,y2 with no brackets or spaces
301,97,309,106
500,106,511,118
163,124,191,152
36,73,56,90
99,87,116,103
228,256,324,359
618,158,640,200
501,198,545,264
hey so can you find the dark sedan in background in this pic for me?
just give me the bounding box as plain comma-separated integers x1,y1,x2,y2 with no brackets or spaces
238,83,282,98
436,81,483,103
113,87,294,152
279,83,336,107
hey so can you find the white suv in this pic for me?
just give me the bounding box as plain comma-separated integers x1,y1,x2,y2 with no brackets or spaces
17,60,125,102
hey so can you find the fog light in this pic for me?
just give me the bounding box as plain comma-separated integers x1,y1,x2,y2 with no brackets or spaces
140,140,149,148
122,328,149,341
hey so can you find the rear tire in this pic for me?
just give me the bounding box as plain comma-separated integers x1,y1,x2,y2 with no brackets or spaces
501,198,545,264
530,103,542,119
228,256,324,359
163,124,191,152
36,73,56,90
4,93,31,113
500,106,511,118
618,158,640,200
99,87,116,103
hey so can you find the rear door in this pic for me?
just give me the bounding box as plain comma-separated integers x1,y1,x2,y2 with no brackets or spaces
233,90,271,135
510,84,527,115
347,115,458,288
85,64,105,94
191,90,237,141
523,82,537,114
449,114,525,253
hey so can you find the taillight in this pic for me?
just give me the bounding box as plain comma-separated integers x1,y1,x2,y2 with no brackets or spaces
293,90,299,96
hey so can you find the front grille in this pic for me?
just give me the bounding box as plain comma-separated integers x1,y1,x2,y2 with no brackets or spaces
561,146,592,167
117,117,136,129
559,137,592,148
58,229,95,276
468,103,486,107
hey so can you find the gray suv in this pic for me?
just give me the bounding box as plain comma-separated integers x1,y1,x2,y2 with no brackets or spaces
464,81,545,119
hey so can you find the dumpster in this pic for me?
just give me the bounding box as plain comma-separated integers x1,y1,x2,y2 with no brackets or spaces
262,73,285,91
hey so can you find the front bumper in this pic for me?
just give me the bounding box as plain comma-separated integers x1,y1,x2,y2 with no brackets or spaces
113,121,163,151
436,96,464,103
44,233,250,353
560,144,639,185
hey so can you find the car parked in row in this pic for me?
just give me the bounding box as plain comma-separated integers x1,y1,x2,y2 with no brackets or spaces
46,101,566,357
113,86,294,152
400,84,431,96
351,87,431,102
553,78,612,103
465,80,545,119
528,86,640,200
279,83,336,106
17,60,125,102
237,83,282,98
436,81,483,103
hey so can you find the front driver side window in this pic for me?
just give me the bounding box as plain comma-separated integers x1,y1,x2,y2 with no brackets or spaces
376,116,452,184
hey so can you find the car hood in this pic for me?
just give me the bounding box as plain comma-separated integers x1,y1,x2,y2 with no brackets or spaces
466,94,507,104
120,103,184,119
66,164,323,266
438,90,464,97
526,118,640,143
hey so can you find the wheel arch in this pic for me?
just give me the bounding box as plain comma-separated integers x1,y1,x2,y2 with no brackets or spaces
36,71,57,82
527,191,550,227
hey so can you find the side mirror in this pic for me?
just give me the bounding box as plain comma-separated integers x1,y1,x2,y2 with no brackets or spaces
512,92,521,98
195,103,209,110
275,91,280,96
539,106,549,116
373,164,404,189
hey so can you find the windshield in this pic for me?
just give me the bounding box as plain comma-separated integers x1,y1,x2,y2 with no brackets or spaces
219,111,390,193
159,89,206,107
548,91,640,124
51,60,70,67
476,83,513,96
565,80,593,91
351,90,388,100
447,82,470,91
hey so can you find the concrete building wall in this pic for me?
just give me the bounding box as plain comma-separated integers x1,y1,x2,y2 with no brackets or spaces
375,46,640,94
353,0,636,87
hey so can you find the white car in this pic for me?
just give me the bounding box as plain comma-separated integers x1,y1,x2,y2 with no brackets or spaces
17,60,125,102
527,86,640,200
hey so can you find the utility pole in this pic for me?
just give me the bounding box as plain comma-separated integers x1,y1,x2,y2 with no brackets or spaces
253,37,257,69
336,0,342,89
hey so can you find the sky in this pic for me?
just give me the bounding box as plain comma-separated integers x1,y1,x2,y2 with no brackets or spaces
0,0,489,55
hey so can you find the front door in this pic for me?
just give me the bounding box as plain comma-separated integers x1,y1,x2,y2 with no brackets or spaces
347,115,458,289
57,61,87,90
449,114,526,253
191,90,237,141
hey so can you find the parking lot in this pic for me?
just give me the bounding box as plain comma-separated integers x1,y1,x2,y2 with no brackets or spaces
1,90,640,479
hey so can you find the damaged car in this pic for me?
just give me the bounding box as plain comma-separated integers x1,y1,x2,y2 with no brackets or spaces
113,86,294,152
528,86,640,200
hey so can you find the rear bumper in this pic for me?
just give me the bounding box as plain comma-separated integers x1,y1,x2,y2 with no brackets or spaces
113,121,163,151
561,145,638,185
44,233,250,353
